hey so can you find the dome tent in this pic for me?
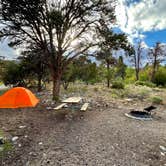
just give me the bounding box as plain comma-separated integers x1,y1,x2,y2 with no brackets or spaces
0,87,39,108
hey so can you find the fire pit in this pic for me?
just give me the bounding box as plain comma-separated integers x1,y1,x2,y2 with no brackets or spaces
125,106,157,121
125,111,153,120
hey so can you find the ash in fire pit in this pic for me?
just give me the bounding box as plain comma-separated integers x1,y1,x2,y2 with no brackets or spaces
125,106,157,120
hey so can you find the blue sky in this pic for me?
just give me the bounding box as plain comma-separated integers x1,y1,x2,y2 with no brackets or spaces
143,30,166,47
1,0,166,59
115,0,166,48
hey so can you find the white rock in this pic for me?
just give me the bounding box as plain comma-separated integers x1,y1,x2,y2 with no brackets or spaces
19,125,26,129
46,107,52,110
12,136,19,142
18,144,21,147
38,142,43,145
125,98,133,102
160,145,166,152
24,135,28,138
160,152,165,156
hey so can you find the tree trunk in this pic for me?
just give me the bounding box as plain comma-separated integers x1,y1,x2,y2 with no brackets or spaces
52,70,62,101
136,69,139,81
151,55,157,82
107,62,110,88
37,75,42,92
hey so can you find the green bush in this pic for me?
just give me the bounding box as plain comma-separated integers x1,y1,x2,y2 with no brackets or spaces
2,61,26,87
135,81,156,88
111,80,125,89
139,68,151,81
151,96,163,104
124,68,135,84
153,67,166,86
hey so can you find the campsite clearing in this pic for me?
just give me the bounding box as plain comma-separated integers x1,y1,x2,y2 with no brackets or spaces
0,84,165,166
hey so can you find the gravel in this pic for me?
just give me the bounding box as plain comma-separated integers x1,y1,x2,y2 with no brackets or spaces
0,91,165,166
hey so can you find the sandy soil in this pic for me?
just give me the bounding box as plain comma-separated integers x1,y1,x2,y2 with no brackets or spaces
0,87,166,166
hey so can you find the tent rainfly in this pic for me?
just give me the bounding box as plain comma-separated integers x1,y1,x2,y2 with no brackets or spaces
0,87,39,108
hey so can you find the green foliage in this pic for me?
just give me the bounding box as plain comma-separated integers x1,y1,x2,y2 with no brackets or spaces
151,96,163,104
135,81,156,88
111,79,125,89
124,68,135,84
2,61,26,87
153,67,166,86
0,131,13,157
139,69,151,81
72,56,99,85
105,68,115,82
115,56,127,79
2,46,49,90
62,63,77,90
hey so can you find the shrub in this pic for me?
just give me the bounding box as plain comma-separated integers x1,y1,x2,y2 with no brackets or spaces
135,81,156,88
111,80,124,89
151,96,163,104
153,67,166,86
125,68,135,84
139,69,151,81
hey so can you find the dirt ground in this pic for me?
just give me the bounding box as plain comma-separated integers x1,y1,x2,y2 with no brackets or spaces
0,85,166,166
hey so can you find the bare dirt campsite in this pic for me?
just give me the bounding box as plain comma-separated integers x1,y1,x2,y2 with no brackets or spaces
0,84,166,166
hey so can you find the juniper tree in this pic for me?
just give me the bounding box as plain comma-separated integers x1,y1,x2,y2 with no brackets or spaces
0,0,116,99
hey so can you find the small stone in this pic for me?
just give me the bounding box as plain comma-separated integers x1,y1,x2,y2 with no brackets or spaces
24,135,28,138
18,144,21,147
12,136,19,142
46,107,52,110
160,145,166,152
125,98,133,102
64,105,68,108
43,153,47,157
160,152,165,156
19,125,26,129
39,142,43,145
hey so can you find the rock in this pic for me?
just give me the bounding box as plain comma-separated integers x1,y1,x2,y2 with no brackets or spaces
39,142,43,145
64,105,68,108
160,145,166,152
160,152,165,156
24,135,28,138
125,98,133,102
18,144,22,147
46,107,52,110
19,125,26,129
12,136,19,142
43,153,47,157
29,152,37,156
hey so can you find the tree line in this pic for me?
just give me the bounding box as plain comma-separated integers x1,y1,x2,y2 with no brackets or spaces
0,0,166,99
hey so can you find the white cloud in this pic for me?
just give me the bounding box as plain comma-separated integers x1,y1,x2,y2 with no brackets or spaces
0,41,19,60
115,0,166,42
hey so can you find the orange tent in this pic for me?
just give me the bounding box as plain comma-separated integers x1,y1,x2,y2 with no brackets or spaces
0,87,39,108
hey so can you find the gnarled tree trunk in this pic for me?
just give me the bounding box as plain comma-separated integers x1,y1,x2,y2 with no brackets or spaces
52,69,62,101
